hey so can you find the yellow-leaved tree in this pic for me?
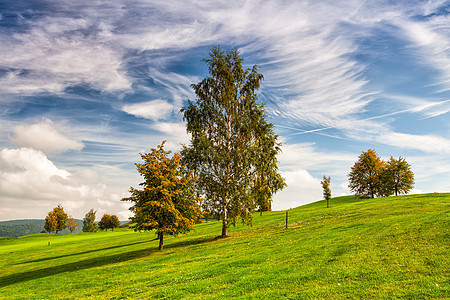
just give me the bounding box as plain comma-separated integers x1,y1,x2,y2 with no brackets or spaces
122,141,203,251
44,205,68,234
348,149,385,199
67,215,78,233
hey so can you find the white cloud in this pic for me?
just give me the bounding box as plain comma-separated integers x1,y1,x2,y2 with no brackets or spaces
272,141,356,209
339,182,351,196
0,147,69,182
122,100,175,121
10,118,84,154
151,122,190,147
377,132,450,154
403,22,438,46
282,169,320,188
116,210,132,221
0,148,73,201
273,169,322,210
97,198,116,208
279,142,355,172
0,147,130,220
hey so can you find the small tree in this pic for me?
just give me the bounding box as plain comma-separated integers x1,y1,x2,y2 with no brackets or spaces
44,205,68,234
67,215,78,233
98,213,110,231
54,205,68,233
321,175,332,208
123,141,203,251
380,156,415,196
98,214,120,231
44,210,58,233
82,209,98,232
109,215,120,230
348,149,385,198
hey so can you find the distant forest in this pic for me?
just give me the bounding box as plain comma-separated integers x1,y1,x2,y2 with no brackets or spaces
0,219,82,237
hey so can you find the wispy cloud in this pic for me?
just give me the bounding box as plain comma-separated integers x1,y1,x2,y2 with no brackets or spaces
399,18,450,92
122,100,176,121
0,7,131,95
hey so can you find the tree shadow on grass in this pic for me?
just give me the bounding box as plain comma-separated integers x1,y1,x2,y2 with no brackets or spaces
0,235,217,289
16,239,155,265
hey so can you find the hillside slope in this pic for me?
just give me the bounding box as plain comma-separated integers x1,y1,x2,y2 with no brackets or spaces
0,193,449,299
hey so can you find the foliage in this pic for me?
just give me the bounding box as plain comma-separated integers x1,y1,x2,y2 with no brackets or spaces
181,46,285,237
82,209,98,232
109,215,120,230
1,193,449,299
98,214,120,231
123,141,203,250
320,175,331,208
252,123,287,215
380,156,415,196
54,205,68,233
349,150,415,198
67,216,78,233
348,149,385,198
44,211,57,233
44,205,68,234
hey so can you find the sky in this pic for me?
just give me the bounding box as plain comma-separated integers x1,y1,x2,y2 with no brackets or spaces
0,0,449,221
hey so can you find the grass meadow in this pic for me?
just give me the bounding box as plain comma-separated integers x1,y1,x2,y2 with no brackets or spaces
1,193,449,299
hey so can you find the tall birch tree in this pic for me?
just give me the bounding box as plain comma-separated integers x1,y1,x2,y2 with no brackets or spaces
181,47,285,237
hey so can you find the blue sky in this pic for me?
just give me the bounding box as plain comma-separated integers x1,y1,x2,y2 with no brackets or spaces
0,0,449,221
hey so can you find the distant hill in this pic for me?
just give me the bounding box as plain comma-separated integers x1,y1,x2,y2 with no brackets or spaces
0,219,129,237
0,219,44,237
0,219,83,237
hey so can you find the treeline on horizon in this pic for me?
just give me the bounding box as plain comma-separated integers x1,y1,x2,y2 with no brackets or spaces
0,218,131,238
0,219,82,237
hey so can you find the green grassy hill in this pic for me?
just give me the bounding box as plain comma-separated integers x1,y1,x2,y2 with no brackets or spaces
1,193,448,299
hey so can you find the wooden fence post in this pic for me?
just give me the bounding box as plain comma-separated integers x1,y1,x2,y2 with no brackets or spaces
286,211,288,229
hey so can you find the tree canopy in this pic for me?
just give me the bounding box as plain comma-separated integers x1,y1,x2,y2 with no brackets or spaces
380,156,415,196
82,209,98,232
181,46,285,237
348,149,385,198
44,210,58,233
98,214,120,231
67,215,78,233
44,205,68,234
348,150,414,198
321,175,331,208
123,141,202,250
